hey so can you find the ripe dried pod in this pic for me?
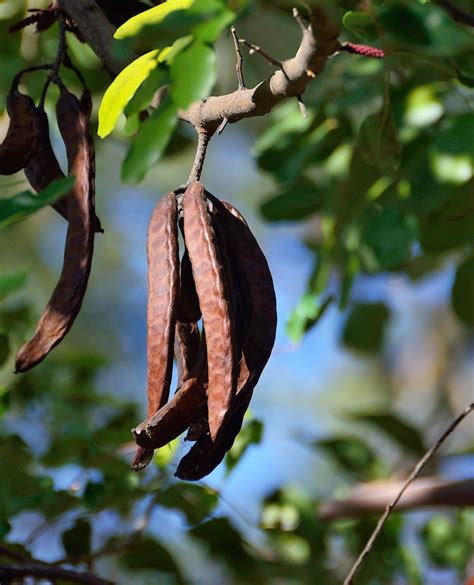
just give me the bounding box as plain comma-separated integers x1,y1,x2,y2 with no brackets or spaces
175,321,201,388
131,192,180,471
176,249,201,324
15,86,96,373
182,182,238,441
175,196,277,481
0,78,41,175
24,106,103,233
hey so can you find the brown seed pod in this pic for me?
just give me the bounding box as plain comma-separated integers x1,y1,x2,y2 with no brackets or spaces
15,86,96,373
24,106,103,233
175,321,201,388
175,196,277,481
176,249,201,324
134,329,208,449
182,181,238,441
0,78,41,175
132,192,180,471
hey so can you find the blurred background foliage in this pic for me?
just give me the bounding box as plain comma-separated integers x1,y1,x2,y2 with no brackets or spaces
0,0,473,583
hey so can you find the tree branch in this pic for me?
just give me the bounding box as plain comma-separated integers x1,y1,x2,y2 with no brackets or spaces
434,0,474,27
343,402,474,585
0,563,113,585
56,0,133,74
180,8,341,134
319,478,474,521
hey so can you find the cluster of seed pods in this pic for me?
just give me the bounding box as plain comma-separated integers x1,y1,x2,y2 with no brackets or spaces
0,74,100,372
132,181,277,480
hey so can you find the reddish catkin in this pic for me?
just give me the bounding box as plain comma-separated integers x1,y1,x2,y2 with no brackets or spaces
15,86,96,373
24,106,103,232
182,182,238,441
132,192,180,470
0,78,41,175
175,196,277,481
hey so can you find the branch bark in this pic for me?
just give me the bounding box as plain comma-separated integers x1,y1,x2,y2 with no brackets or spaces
0,563,114,585
58,2,341,135
319,477,474,521
57,0,133,74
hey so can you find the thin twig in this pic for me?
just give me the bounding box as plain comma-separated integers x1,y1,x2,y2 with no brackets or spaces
293,7,308,32
52,14,67,78
344,402,474,585
187,131,211,184
231,26,245,90
239,38,282,68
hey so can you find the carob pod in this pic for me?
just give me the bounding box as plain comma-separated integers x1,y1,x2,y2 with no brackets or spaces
134,330,208,450
0,77,41,175
132,192,180,471
175,196,277,481
182,181,238,441
176,248,201,324
24,106,103,233
15,86,96,373
175,321,200,388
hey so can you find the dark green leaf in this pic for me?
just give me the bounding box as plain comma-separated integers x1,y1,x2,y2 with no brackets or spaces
62,519,92,559
122,97,178,183
170,41,216,108
361,206,416,270
315,436,378,478
260,178,326,222
358,110,401,174
0,333,9,366
0,177,75,228
119,537,182,576
350,412,425,456
452,254,474,327
342,302,390,354
158,484,218,524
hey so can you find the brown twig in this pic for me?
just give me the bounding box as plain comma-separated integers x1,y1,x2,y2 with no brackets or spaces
344,402,474,585
231,26,246,90
187,131,211,184
319,478,474,521
434,0,474,27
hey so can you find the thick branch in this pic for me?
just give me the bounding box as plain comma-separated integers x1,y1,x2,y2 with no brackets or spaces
57,0,132,74
319,478,474,521
0,563,113,585
180,9,340,134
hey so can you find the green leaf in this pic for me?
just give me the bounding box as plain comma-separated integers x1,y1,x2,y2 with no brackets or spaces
358,110,401,174
0,177,74,229
122,97,178,183
287,294,334,342
342,302,390,354
226,418,263,473
115,0,195,39
158,484,218,524
170,41,216,108
422,511,474,571
361,206,416,271
452,254,474,327
260,178,326,222
315,436,378,479
0,271,27,301
62,519,92,559
119,537,182,575
98,50,160,138
350,412,425,456
342,10,377,41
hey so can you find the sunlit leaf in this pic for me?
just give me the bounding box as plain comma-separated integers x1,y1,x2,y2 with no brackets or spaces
98,50,160,138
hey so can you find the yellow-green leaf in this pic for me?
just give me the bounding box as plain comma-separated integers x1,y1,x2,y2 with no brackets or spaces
98,50,160,139
115,0,194,39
